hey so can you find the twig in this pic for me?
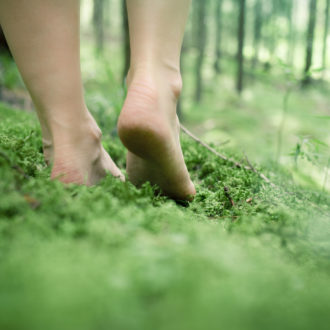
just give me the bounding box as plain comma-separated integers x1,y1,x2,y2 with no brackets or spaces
180,124,275,187
244,152,256,173
224,186,235,207
0,150,30,180
180,125,328,215
180,124,244,167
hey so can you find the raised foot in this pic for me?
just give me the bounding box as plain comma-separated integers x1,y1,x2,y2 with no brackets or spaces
117,77,195,201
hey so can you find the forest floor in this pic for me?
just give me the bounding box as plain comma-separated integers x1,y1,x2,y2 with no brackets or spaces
1,99,330,330
181,60,330,192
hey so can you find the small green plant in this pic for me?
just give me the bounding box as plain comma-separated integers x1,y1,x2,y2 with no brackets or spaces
291,136,328,166
275,59,299,163
276,63,326,165
290,135,330,191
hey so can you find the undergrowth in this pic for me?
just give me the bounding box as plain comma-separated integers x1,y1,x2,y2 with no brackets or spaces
0,103,330,330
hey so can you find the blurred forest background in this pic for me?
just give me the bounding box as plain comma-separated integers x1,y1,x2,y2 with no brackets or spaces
0,0,329,191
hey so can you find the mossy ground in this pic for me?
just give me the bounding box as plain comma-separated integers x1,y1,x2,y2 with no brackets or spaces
0,102,330,330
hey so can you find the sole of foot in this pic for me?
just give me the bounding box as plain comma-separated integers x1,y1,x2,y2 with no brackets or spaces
117,75,195,201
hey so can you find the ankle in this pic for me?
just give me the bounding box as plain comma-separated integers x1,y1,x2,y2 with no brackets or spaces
51,109,100,141
127,64,182,101
52,115,103,157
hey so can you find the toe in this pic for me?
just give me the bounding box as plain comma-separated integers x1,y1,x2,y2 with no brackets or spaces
103,150,125,181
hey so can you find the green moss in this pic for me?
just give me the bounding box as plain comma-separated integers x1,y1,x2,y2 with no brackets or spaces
0,103,330,330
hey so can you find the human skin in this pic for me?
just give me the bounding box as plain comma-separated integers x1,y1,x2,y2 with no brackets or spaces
0,0,195,200
118,0,196,200
0,0,123,184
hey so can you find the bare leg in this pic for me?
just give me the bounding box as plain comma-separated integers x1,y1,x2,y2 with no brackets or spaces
118,0,195,200
0,0,123,184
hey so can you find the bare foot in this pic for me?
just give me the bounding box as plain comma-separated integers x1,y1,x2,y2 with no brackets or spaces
34,113,53,165
117,69,195,200
41,133,53,166
50,113,124,185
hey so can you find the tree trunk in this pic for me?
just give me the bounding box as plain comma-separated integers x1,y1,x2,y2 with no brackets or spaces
236,0,246,94
93,0,105,53
194,0,207,103
214,0,222,74
268,1,278,66
322,0,330,70
122,0,130,83
252,0,262,68
286,0,295,65
191,0,199,48
303,0,318,84
104,0,111,29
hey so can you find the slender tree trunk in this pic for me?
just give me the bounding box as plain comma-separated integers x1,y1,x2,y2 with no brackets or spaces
93,0,105,53
236,0,246,94
303,0,318,84
322,0,330,70
252,0,262,68
191,0,199,48
194,0,207,103
104,0,111,29
268,1,278,66
122,0,130,82
286,0,295,65
214,0,223,74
